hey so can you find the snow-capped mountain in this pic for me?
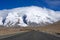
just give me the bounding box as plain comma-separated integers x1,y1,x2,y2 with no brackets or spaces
0,6,60,27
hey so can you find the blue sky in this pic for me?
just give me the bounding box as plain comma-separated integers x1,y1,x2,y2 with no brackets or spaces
0,0,60,11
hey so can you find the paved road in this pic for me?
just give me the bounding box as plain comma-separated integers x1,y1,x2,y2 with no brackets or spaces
0,31,60,40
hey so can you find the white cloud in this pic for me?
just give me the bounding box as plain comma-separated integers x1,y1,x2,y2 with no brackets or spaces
45,0,60,6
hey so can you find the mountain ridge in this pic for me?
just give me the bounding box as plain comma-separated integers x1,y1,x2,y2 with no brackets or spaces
0,6,60,27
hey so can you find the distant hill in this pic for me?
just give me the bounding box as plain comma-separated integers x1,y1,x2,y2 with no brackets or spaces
34,21,60,34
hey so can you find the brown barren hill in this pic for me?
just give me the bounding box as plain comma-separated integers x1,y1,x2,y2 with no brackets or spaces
0,21,60,35
34,21,60,34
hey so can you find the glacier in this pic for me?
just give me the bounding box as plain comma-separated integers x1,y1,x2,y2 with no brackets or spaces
0,6,60,27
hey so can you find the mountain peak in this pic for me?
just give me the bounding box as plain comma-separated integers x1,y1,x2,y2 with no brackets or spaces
0,6,60,27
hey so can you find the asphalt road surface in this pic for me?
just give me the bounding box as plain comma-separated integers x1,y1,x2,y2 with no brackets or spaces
0,31,60,40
